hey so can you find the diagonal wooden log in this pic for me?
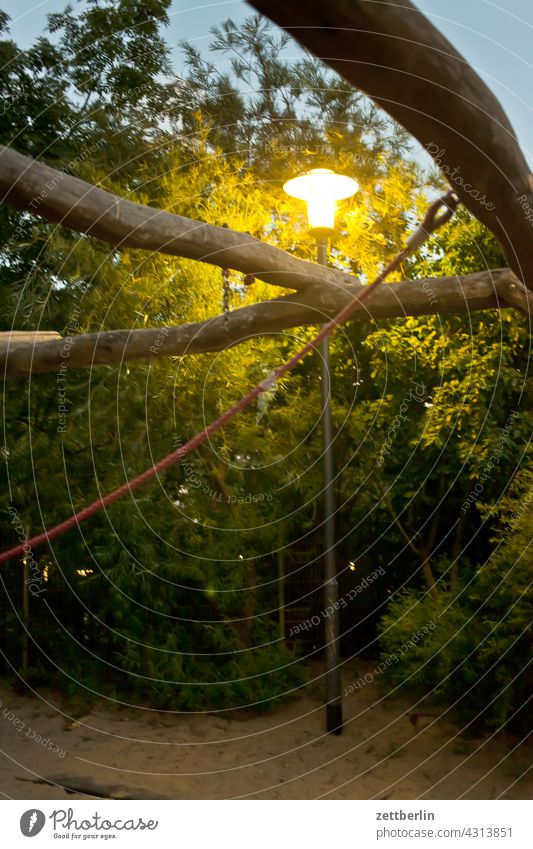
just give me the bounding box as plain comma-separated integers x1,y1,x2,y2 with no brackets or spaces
0,144,353,294
248,0,533,290
2,269,526,380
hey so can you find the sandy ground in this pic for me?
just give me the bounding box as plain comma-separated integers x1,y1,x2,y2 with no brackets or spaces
1,661,531,800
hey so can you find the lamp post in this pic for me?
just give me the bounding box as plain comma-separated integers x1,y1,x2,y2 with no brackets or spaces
283,168,358,734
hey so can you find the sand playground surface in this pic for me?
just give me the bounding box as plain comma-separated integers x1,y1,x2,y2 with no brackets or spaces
1,660,531,800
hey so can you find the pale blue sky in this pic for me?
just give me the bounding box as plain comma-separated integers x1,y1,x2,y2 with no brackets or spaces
2,0,532,165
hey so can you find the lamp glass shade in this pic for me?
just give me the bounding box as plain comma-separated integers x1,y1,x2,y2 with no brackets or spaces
283,168,359,233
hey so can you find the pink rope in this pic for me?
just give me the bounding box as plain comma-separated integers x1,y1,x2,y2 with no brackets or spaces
0,192,458,564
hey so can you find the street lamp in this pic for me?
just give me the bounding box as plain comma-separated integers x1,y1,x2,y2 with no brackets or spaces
283,167,358,735
283,167,359,236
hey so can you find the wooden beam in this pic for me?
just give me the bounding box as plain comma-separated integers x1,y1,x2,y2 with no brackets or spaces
2,269,523,380
248,0,533,290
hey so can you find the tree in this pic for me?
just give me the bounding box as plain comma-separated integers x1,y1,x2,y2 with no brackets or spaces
0,4,530,722
378,466,532,732
3,6,418,706
3,1,533,378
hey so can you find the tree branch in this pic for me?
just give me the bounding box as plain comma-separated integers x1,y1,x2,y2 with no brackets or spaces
248,0,533,289
0,144,354,294
1,269,522,380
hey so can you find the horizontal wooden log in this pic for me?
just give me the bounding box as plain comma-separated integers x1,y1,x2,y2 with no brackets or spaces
248,0,533,290
0,330,61,350
1,269,522,380
0,145,356,294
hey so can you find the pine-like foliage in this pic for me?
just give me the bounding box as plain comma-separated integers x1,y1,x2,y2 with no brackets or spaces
0,5,530,719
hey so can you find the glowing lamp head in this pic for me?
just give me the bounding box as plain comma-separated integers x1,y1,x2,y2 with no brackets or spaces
283,168,358,235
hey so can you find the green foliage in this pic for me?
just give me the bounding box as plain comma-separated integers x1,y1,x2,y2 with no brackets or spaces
379,468,533,732
0,6,530,726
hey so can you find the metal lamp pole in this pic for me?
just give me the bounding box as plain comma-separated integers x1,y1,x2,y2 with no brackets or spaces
283,168,358,735
317,233,343,735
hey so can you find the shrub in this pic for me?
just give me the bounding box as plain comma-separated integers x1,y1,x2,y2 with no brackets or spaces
379,469,532,732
